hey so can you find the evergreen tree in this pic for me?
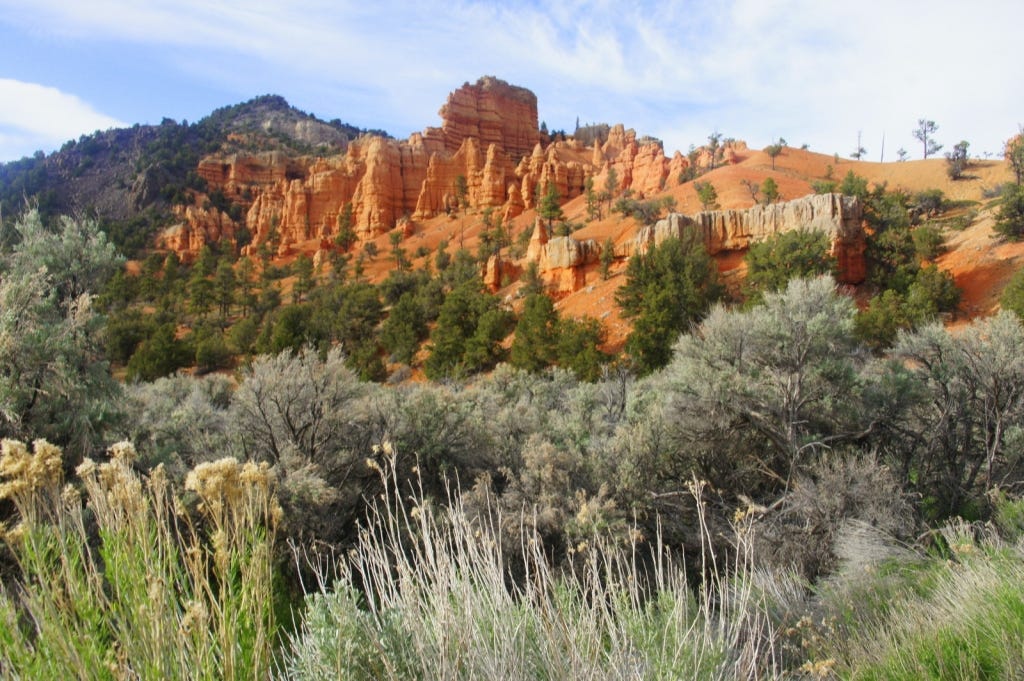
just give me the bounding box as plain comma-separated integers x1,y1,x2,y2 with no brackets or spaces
213,259,237,316
292,253,315,303
187,247,216,318
913,118,943,158
743,229,836,303
765,138,784,169
694,181,719,211
381,292,428,365
236,257,257,315
538,182,564,229
616,231,723,374
995,184,1024,240
510,293,559,372
126,323,191,382
584,176,599,220
556,316,610,381
600,238,615,280
425,282,512,379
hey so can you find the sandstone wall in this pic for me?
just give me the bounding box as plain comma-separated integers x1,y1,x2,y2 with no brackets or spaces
439,76,539,161
631,193,866,283
166,77,730,262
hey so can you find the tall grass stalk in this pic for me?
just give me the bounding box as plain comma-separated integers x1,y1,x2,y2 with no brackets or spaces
838,520,1024,679
0,438,281,680
280,446,780,680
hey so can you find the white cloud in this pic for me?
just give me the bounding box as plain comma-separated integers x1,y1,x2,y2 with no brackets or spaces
1,0,1022,160
0,79,125,160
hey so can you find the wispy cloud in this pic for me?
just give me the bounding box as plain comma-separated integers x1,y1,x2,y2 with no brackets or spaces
0,79,125,160
0,0,1021,162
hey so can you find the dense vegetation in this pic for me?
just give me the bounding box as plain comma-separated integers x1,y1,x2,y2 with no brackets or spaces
5,161,1024,676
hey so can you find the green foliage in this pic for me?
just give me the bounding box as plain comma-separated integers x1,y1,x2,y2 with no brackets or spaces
520,260,544,296
945,140,970,180
867,226,919,293
994,183,1024,240
0,211,122,453
612,195,676,225
454,175,469,210
193,328,232,373
855,263,959,350
538,181,564,228
380,292,429,365
912,226,945,261
839,170,870,199
126,323,192,382
555,316,611,381
616,232,723,374
227,316,260,355
743,229,836,303
510,293,559,372
811,180,837,194
259,304,314,355
425,282,513,380
601,166,619,210
914,188,945,215
334,203,356,251
213,259,237,315
1006,135,1024,185
104,308,156,364
599,237,615,280
765,139,784,169
905,264,960,319
761,176,780,203
694,181,719,210
855,290,914,351
1001,267,1024,320
913,118,943,158
292,253,315,302
584,176,599,220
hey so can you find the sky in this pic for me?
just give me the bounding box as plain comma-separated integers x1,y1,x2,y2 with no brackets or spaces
1,0,1022,164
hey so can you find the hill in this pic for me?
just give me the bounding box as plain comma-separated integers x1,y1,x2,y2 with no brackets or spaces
1,75,1019,359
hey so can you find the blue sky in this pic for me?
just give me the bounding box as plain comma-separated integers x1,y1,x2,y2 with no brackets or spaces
1,0,1022,163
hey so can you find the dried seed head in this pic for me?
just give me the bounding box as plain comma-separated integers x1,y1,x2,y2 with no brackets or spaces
108,441,138,464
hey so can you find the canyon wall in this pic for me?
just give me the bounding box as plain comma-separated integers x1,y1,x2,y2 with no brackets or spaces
528,193,865,294
632,193,866,283
159,77,702,260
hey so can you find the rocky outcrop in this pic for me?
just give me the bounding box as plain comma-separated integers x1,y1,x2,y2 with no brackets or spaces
439,76,539,161
525,219,604,294
158,205,239,259
167,76,726,263
631,193,866,283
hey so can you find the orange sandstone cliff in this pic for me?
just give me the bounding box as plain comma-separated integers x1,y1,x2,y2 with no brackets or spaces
158,77,707,262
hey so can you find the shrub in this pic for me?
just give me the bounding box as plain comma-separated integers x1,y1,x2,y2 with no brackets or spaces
1000,267,1024,320
912,225,946,260
743,228,836,303
994,183,1024,240
0,440,280,679
279,453,785,680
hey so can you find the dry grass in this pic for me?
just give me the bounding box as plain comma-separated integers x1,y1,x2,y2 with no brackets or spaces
0,438,280,680
279,452,787,680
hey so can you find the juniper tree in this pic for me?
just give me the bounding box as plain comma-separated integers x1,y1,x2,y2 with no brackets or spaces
913,119,943,159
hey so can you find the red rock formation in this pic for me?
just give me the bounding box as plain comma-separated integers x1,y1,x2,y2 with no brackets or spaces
158,205,238,260
522,218,604,294
167,77,724,267
439,76,539,161
631,193,866,284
